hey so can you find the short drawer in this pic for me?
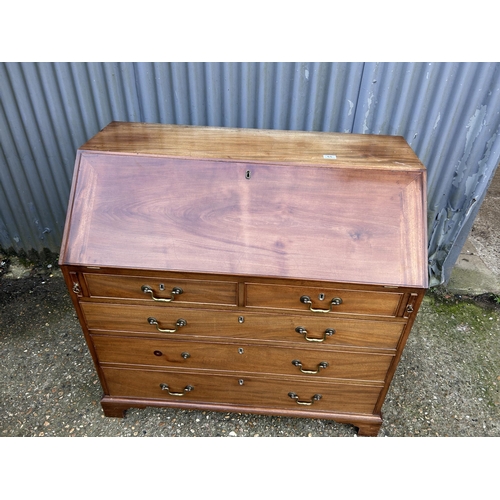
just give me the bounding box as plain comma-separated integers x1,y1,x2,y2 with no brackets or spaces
245,283,403,317
92,335,394,382
83,273,238,306
81,303,405,349
102,366,383,415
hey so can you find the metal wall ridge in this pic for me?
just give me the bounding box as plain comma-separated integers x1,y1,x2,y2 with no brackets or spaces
1,62,499,284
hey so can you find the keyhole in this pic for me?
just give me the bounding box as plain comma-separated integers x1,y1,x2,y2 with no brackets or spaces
319,293,325,301
245,170,251,179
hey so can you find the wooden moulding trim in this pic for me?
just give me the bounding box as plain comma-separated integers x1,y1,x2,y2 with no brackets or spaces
100,396,383,426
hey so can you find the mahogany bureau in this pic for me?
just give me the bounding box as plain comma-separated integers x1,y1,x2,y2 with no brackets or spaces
59,121,428,436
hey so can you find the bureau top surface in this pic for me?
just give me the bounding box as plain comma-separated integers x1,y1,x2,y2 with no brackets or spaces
79,121,424,171
60,122,428,288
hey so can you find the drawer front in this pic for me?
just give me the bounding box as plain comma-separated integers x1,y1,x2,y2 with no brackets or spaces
81,302,405,349
83,273,238,306
102,366,383,415
246,283,403,317
92,335,394,382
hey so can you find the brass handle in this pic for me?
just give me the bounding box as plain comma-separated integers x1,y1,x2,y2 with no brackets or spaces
292,360,329,374
148,317,187,333
295,326,335,342
141,285,183,302
300,295,342,313
288,392,322,405
160,383,193,396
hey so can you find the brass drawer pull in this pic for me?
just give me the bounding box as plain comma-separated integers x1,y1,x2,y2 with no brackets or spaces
288,392,322,405
141,285,183,302
300,295,342,312
292,360,329,374
295,326,335,342
160,383,193,396
147,317,187,333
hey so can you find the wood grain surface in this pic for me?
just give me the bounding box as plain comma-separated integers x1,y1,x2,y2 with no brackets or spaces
245,283,404,316
83,272,238,305
80,302,406,350
101,366,383,414
81,121,425,170
92,334,394,382
61,151,427,286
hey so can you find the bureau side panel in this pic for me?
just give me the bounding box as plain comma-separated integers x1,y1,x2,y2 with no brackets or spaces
59,266,110,394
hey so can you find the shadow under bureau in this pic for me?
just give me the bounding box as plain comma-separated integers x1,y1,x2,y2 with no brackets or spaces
59,122,428,436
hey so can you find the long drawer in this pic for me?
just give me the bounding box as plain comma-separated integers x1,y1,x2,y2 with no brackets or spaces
92,335,394,382
81,302,405,349
102,366,383,415
83,273,238,306
245,283,404,317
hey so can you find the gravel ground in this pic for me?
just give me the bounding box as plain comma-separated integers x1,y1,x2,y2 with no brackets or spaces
1,258,499,438
1,256,498,498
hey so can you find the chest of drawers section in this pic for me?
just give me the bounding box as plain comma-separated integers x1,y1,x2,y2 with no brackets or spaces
63,268,423,436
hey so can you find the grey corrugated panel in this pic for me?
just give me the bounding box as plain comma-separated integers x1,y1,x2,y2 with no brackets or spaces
128,62,364,131
353,62,500,285
1,62,500,286
425,64,500,284
1,62,63,252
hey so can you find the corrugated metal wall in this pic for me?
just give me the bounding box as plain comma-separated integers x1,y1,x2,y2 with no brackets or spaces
1,62,499,285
